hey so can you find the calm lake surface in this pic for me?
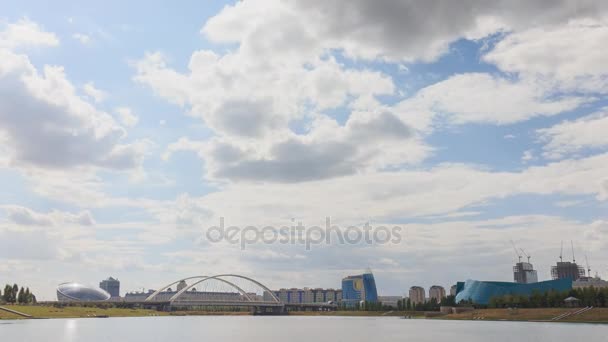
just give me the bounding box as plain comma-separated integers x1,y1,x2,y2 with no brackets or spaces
1,316,607,342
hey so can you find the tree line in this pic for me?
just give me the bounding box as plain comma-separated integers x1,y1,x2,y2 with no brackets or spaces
396,295,457,311
1,284,37,304
489,287,608,308
337,300,387,311
335,295,460,312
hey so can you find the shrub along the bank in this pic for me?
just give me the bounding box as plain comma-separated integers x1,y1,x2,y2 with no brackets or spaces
489,287,608,308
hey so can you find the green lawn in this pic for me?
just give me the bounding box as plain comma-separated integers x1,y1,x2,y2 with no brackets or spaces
0,309,23,319
3,305,607,322
563,308,608,323
288,310,425,317
442,308,608,322
0,305,167,319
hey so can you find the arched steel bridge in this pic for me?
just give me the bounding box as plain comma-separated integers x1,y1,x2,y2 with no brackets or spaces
52,274,336,314
132,274,337,314
143,274,281,307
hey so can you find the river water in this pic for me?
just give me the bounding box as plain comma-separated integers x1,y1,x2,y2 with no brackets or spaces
1,316,607,341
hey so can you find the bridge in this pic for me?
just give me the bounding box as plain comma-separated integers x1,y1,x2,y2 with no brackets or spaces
132,274,336,314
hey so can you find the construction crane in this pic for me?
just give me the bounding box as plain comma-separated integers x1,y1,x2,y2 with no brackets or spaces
511,240,522,263
559,241,563,262
585,254,591,278
571,240,576,263
520,248,531,263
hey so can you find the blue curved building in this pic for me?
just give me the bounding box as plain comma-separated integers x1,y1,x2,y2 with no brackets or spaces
455,278,572,305
342,270,378,306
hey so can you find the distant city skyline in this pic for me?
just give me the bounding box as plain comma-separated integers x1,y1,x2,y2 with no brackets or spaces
1,0,608,300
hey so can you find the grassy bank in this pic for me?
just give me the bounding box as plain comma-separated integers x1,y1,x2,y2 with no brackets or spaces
0,307,424,319
441,308,608,323
288,310,424,317
0,309,22,319
0,305,257,319
290,308,608,322
0,305,167,319
3,305,608,322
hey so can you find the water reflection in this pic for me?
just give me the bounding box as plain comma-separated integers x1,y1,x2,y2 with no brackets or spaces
63,319,78,342
1,316,607,342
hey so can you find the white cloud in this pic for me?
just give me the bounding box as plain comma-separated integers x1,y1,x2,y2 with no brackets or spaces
395,73,588,127
2,205,95,226
3,206,53,226
164,110,431,183
72,33,91,45
137,2,608,186
0,18,59,49
115,107,139,127
0,229,64,260
3,3,608,300
554,199,584,208
132,2,608,250
584,220,608,251
521,150,535,163
203,0,608,63
83,81,107,103
0,47,144,171
135,52,395,139
378,258,399,267
136,28,429,183
538,108,608,159
484,19,608,93
5,150,608,298
153,151,608,229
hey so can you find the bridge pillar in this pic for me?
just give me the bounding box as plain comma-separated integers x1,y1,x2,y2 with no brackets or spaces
252,305,286,315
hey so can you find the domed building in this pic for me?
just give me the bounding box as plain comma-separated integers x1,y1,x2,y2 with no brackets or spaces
56,282,111,302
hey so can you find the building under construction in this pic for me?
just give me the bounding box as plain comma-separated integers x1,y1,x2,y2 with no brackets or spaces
551,262,585,281
551,241,585,281
514,262,538,284
511,241,538,284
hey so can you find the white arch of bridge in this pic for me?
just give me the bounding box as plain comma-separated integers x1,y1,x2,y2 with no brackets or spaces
170,275,253,303
145,274,280,303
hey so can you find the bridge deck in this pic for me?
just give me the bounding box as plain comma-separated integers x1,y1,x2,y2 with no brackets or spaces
43,300,337,311
169,301,284,307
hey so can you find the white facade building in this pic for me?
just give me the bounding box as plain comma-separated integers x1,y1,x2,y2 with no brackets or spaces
409,286,425,305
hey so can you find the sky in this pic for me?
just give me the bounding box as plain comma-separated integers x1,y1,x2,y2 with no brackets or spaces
1,0,608,300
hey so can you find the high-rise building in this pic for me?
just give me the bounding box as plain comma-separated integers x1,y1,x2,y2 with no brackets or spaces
177,280,188,292
265,288,342,303
513,262,538,284
551,242,586,281
99,277,120,298
124,288,248,302
378,296,402,308
551,262,585,281
341,270,378,306
408,286,425,305
429,285,446,303
450,284,457,296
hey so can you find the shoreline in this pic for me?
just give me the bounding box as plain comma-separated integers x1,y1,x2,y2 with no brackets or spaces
2,305,608,323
